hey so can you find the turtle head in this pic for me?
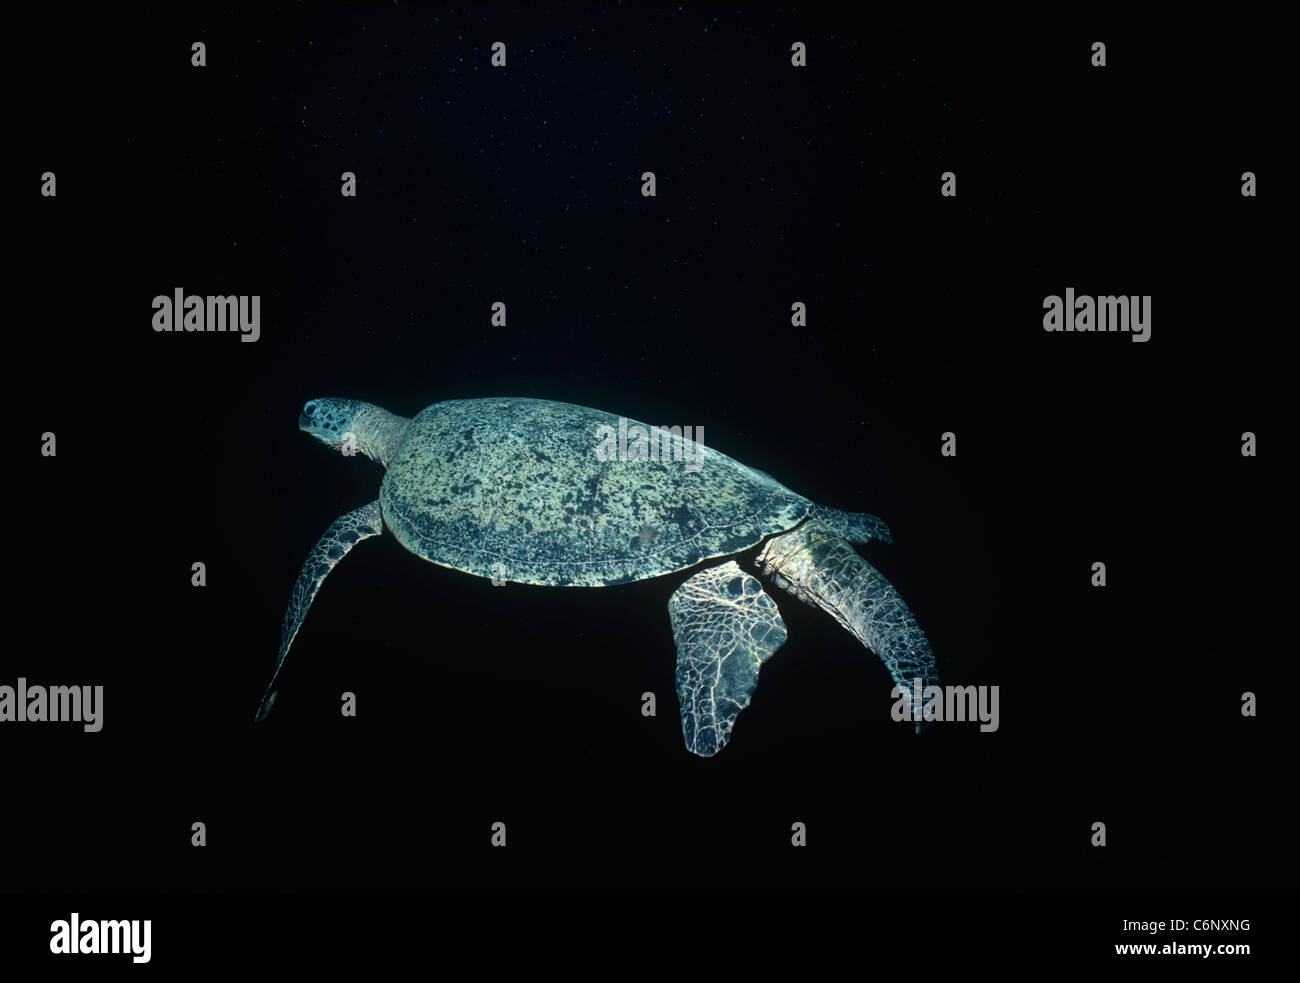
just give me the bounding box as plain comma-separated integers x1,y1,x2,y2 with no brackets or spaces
298,397,412,468
299,397,365,451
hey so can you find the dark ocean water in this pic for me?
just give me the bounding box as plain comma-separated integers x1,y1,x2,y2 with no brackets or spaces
11,2,1290,921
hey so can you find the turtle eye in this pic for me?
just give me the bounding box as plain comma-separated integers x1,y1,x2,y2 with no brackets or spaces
304,402,318,418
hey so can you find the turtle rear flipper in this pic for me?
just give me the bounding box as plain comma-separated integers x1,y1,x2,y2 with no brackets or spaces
254,500,385,722
668,561,788,756
757,520,937,732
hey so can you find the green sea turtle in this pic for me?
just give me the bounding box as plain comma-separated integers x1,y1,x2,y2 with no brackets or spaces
254,396,940,755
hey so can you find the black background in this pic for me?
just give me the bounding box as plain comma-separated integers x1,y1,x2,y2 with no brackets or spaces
7,0,1291,939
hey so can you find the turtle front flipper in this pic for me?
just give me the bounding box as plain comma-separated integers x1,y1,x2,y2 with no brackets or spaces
757,520,939,732
668,561,788,756
254,500,385,722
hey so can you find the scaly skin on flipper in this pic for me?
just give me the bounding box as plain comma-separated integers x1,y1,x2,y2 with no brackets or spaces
254,500,384,722
668,561,788,756
757,520,938,732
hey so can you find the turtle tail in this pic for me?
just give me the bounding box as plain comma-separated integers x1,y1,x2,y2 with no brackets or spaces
807,503,893,544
